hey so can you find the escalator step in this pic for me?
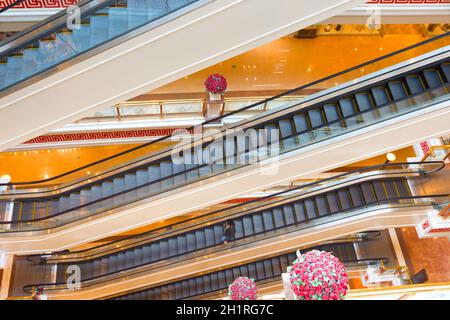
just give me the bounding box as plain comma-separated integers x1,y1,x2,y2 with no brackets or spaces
337,189,352,210
304,199,317,219
338,98,356,117
441,63,450,82
204,227,215,247
177,235,188,254
405,75,425,94
272,207,285,228
371,86,391,107
372,181,388,201
262,211,275,231
242,216,254,236
150,243,161,261
387,81,407,100
252,213,264,234
234,219,244,239
186,233,196,251
195,231,206,249
168,238,178,256
159,240,169,259
423,68,443,88
361,182,377,204
354,93,374,111
315,195,329,217
282,205,296,226
293,203,307,222
326,192,340,214
349,186,364,207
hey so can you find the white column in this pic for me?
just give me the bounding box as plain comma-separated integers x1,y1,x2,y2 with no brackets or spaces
0,254,14,300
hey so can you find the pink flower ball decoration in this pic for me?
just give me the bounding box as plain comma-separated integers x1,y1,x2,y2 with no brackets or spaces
288,250,349,300
204,74,228,94
228,276,258,300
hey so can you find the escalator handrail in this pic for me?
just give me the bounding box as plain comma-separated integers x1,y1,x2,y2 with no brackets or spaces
22,192,450,293
1,32,448,188
0,0,116,55
3,77,449,201
23,161,445,260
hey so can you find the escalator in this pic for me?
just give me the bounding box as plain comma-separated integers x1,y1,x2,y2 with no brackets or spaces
108,241,386,300
0,34,449,253
16,161,448,299
0,0,364,151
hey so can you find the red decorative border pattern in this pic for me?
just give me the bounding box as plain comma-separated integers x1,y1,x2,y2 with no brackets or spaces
0,0,78,9
24,129,179,144
1,0,448,9
366,0,449,3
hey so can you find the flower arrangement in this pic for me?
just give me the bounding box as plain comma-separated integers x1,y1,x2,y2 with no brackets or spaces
204,74,228,94
288,250,349,300
228,276,258,300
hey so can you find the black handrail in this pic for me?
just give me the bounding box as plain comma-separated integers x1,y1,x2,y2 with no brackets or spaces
3,77,449,202
1,74,446,224
22,161,444,253
1,32,448,188
21,192,450,293
23,231,390,294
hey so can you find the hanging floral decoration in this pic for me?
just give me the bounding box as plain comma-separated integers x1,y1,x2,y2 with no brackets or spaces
228,276,258,300
204,74,228,94
288,250,349,300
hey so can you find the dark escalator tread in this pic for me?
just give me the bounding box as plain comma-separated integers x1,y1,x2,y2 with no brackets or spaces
371,87,390,106
262,211,275,231
213,225,223,244
168,238,178,256
338,98,356,117
338,189,352,210
293,203,307,222
234,219,244,239
308,109,324,128
177,235,188,255
372,181,388,201
205,227,216,247
142,246,152,263
361,182,377,204
263,260,274,278
387,81,407,100
271,257,282,276
405,75,425,94
196,277,204,294
195,231,206,249
210,273,219,291
150,243,160,262
395,179,411,197
188,279,197,297
134,248,143,266
384,180,400,198
186,233,196,252
272,207,285,228
354,93,374,112
349,186,364,207
423,68,444,88
242,216,254,236
282,205,296,226
323,104,341,123
159,240,169,259
255,261,265,280
441,63,450,82
315,195,330,217
252,213,264,234
304,199,317,219
292,114,309,133
326,192,340,214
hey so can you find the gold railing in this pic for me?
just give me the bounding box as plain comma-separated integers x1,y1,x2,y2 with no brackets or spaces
421,145,450,162
77,95,305,122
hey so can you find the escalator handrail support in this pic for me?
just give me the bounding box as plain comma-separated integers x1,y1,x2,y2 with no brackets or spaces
23,161,445,262
24,192,449,292
1,32,448,188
